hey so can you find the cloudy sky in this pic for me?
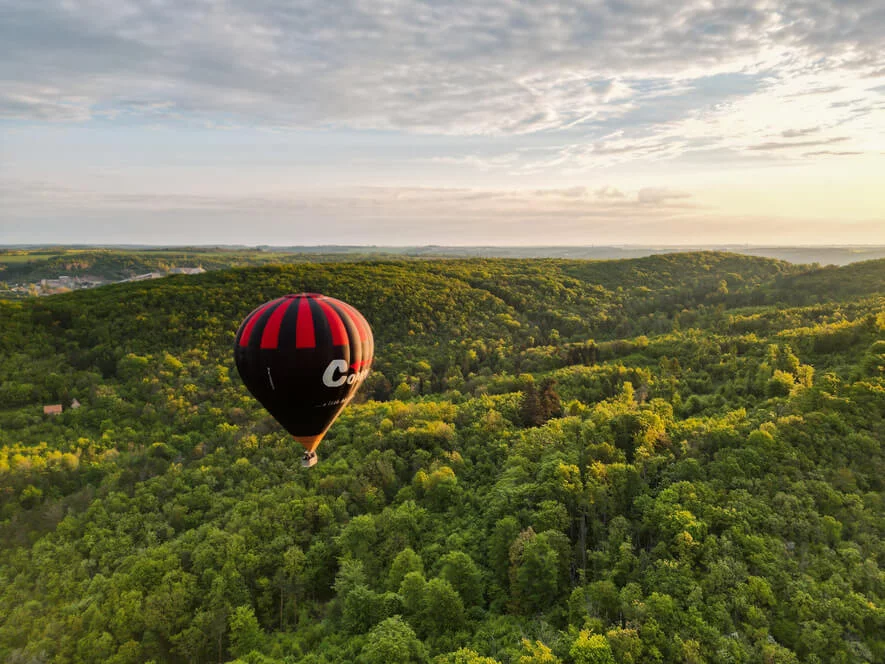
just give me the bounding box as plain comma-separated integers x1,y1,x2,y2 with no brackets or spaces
1,0,884,245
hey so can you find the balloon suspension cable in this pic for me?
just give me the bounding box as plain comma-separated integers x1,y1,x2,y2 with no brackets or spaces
302,450,318,468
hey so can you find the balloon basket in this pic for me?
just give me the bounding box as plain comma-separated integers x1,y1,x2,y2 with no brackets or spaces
302,451,318,468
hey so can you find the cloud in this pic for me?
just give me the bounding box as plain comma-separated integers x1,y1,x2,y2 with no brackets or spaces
802,150,864,156
1,179,694,217
1,179,708,252
782,127,820,138
4,180,882,245
0,90,93,122
429,153,521,170
636,188,692,205
747,137,850,151
595,186,626,200
1,0,883,138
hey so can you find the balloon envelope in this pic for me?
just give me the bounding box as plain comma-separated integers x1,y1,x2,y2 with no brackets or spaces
234,293,373,454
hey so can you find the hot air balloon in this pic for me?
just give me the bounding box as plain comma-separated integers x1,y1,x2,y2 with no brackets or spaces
234,293,373,467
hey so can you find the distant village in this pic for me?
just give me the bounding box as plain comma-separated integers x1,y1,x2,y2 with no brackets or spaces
6,266,206,296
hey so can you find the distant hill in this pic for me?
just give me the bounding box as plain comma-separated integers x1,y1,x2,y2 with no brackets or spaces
1,252,879,396
764,258,885,303
2,244,884,295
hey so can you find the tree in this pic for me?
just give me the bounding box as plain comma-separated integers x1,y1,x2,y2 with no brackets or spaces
439,551,484,607
587,580,620,623
343,585,382,634
388,548,425,592
509,529,560,615
334,558,368,601
359,616,427,664
861,340,885,376
766,370,795,398
538,378,561,422
337,515,379,566
518,639,562,664
422,466,460,510
423,578,466,635
520,379,543,427
569,630,615,664
229,605,263,659
488,517,520,592
279,545,305,629
400,572,428,624
435,648,500,663
343,586,401,634
605,628,642,664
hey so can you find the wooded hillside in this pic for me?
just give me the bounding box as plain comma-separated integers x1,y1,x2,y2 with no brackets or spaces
1,253,883,663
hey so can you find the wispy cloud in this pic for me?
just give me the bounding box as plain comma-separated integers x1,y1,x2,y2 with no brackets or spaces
0,181,698,213
747,137,850,151
637,188,692,205
2,0,883,138
802,150,864,156
595,186,626,200
781,127,820,138
3,180,881,245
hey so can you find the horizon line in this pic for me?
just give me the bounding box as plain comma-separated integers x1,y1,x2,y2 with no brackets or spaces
4,243,885,250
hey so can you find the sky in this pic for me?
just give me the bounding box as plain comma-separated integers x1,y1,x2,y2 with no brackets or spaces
1,0,884,245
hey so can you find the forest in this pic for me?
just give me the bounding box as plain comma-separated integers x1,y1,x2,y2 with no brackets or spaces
0,252,883,663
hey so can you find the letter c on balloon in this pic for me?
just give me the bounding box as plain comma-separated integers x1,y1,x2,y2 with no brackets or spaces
323,359,349,387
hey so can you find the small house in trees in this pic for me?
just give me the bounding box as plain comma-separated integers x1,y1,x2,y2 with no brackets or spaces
43,404,62,416
70,399,81,409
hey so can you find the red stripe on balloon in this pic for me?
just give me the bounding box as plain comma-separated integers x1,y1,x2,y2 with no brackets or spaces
238,299,281,347
259,297,295,349
295,296,316,349
318,298,348,346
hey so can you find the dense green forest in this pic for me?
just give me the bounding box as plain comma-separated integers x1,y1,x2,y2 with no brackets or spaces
1,252,883,663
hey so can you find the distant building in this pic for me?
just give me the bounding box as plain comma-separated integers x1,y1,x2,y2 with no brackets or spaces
70,399,81,409
125,272,164,282
43,404,62,416
169,267,205,275
78,275,106,288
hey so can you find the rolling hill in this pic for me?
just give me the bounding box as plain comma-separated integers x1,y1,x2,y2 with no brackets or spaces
1,253,883,664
